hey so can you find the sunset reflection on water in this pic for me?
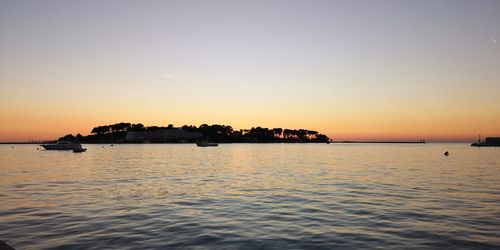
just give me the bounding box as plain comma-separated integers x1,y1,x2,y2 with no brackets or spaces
1,144,499,249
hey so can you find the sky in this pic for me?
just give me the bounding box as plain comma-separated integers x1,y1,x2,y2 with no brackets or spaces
1,0,499,142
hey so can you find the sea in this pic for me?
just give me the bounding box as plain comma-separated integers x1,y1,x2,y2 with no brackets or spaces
0,143,499,249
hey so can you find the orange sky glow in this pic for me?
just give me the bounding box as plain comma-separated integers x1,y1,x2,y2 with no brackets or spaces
1,1,499,142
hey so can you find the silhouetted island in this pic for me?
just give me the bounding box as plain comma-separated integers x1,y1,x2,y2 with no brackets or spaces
58,122,330,143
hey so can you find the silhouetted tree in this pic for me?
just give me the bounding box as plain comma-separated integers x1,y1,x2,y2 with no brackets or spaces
91,125,108,135
283,129,292,140
272,128,283,139
313,134,330,142
59,134,76,141
130,123,145,131
182,125,198,132
247,127,274,142
146,126,161,131
76,133,83,141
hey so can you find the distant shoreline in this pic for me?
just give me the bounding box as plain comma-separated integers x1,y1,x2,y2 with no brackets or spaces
331,141,426,144
0,141,56,144
1,141,329,145
1,141,474,144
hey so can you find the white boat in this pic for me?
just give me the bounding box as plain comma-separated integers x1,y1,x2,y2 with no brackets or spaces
41,141,83,150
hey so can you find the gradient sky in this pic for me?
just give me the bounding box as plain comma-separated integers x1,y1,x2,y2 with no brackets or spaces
1,0,499,142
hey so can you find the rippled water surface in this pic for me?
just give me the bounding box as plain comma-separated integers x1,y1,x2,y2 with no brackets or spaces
1,144,499,249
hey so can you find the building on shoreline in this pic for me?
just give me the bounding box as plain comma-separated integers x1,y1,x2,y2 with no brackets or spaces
471,137,500,147
125,128,203,143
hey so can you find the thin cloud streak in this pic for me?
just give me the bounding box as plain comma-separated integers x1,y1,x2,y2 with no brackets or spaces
162,74,184,81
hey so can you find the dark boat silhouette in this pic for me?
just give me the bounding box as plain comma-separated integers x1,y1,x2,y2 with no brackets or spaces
73,148,87,153
196,140,218,147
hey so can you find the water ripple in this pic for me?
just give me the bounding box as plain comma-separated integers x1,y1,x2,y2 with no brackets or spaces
1,144,499,249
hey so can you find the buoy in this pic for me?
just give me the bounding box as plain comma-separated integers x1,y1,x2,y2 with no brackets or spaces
444,151,449,156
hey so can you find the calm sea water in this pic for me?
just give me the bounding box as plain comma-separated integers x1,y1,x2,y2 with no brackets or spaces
0,143,499,249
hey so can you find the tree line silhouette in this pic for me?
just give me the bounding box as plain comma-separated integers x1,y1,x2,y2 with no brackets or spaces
59,122,330,143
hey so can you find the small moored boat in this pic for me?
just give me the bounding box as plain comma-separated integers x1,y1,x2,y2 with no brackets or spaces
196,140,218,147
73,147,87,153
